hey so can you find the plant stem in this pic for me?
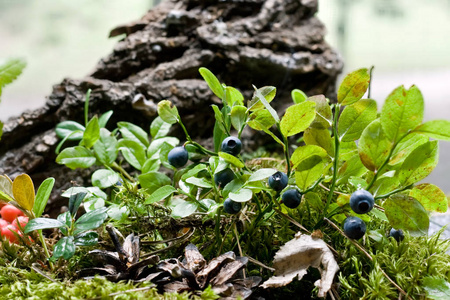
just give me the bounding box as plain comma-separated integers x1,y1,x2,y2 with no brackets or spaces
323,103,341,217
277,123,291,177
189,141,217,156
374,185,411,200
111,162,135,182
38,230,54,271
368,66,374,99
178,118,192,142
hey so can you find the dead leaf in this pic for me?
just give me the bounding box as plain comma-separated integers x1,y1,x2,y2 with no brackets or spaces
262,232,339,298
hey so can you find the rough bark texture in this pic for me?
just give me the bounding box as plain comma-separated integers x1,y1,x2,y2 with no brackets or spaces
0,0,342,209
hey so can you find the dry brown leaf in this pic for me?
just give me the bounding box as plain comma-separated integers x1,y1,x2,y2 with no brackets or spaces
261,232,339,298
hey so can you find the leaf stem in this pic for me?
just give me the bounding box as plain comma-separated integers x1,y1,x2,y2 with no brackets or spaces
111,162,135,182
374,185,412,200
38,230,54,271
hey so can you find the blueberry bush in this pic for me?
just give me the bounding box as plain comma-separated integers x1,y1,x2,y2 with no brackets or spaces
1,66,450,298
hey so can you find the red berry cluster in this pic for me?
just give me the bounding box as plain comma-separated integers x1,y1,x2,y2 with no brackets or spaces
0,203,29,244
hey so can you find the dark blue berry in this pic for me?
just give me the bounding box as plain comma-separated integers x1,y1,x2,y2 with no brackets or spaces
168,146,189,168
343,216,366,239
221,136,242,156
281,189,302,209
268,171,288,191
389,228,404,242
350,190,374,214
223,198,241,214
214,168,235,188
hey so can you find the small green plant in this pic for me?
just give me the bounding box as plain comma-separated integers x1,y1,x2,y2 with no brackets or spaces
24,192,107,262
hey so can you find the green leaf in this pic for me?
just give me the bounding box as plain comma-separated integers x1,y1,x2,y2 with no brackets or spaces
409,183,448,213
118,139,147,170
147,137,179,158
396,140,438,186
150,116,172,139
138,171,172,194
170,198,198,218
98,110,113,128
218,152,244,168
247,168,277,183
388,132,428,166
142,158,160,173
337,154,367,185
0,58,26,99
338,99,377,142
229,188,252,202
55,121,85,140
380,85,424,142
81,116,100,148
248,86,277,112
118,122,149,148
251,86,279,123
383,194,429,236
213,117,228,153
247,109,276,131
413,120,450,141
280,101,316,137
291,89,307,104
0,175,14,202
185,177,213,188
57,211,72,235
107,205,129,221
157,100,179,124
304,127,334,157
230,105,248,132
199,67,224,100
24,218,65,233
145,185,176,205
33,177,55,218
337,68,370,105
211,105,226,132
423,276,450,300
73,207,108,235
52,236,75,260
74,231,99,246
93,128,118,166
68,192,87,217
291,145,329,190
307,95,332,129
339,141,358,161
358,119,393,171
91,169,120,189
291,145,328,169
225,86,244,106
12,174,35,211
56,146,96,169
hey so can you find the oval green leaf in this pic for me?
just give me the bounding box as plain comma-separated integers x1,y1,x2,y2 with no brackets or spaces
81,116,100,148
55,121,85,140
229,188,253,202
157,100,179,124
384,194,429,236
409,183,448,213
145,185,177,205
24,218,65,233
199,67,224,100
93,128,118,166
358,119,393,171
91,169,120,189
338,99,377,142
33,177,55,218
56,146,96,169
413,120,450,141
280,101,316,137
218,152,244,168
337,68,370,105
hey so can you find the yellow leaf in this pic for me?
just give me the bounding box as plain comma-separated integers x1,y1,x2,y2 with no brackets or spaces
12,174,35,211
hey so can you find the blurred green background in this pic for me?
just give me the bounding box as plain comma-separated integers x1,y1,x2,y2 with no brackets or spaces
1,0,450,192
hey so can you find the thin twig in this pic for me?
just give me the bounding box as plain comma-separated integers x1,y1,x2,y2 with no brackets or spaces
140,228,194,244
140,229,194,259
31,263,57,283
319,183,346,195
246,256,275,272
273,207,310,233
324,218,412,300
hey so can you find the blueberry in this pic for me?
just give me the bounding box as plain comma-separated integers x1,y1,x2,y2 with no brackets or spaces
268,171,288,191
350,190,374,214
281,189,302,209
389,228,404,242
221,136,242,156
214,168,235,187
223,198,241,214
168,146,189,168
343,216,366,239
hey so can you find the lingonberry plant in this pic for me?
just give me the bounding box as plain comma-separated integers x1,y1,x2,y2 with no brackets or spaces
2,66,449,298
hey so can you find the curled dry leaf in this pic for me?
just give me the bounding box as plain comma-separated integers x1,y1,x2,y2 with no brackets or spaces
262,233,339,298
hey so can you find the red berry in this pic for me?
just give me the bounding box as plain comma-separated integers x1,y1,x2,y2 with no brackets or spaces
1,224,19,243
12,216,29,229
0,218,9,229
0,204,24,223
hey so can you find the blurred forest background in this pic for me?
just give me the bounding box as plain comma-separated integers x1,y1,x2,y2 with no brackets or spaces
1,0,450,192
